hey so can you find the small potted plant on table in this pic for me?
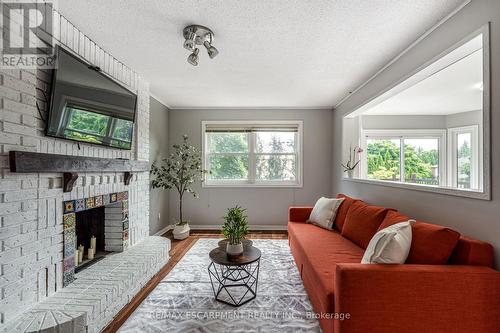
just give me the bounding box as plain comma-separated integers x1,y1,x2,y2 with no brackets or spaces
222,206,249,257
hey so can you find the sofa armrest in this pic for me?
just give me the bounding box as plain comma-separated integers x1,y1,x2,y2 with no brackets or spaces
334,263,500,333
288,207,313,223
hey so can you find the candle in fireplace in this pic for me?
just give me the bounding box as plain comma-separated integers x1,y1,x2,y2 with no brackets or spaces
90,236,96,251
74,251,79,266
88,247,95,260
78,245,84,263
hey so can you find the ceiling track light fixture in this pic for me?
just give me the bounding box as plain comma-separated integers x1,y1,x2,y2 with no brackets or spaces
183,25,219,66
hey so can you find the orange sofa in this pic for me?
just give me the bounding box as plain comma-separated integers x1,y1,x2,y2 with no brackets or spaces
288,194,500,333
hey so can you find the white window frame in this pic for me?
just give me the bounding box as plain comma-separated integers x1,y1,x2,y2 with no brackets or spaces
447,125,480,190
360,129,447,187
202,120,303,188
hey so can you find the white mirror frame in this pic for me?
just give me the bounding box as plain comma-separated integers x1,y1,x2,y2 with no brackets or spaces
342,23,491,200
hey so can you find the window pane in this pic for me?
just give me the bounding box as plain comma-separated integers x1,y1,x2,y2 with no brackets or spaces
112,118,133,142
403,138,439,185
66,108,109,136
208,155,249,180
64,108,110,144
457,133,472,189
367,139,400,181
256,155,296,181
256,132,295,153
207,133,248,153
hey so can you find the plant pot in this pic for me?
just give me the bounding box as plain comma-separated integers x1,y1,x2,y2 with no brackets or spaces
226,242,244,257
173,223,190,240
347,170,354,178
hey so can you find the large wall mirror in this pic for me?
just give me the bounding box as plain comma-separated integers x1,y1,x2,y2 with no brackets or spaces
342,24,490,200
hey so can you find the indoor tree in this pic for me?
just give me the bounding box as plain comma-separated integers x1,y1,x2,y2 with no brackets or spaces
150,135,207,227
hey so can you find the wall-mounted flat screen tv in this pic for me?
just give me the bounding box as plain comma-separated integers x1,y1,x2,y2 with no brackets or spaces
46,46,137,150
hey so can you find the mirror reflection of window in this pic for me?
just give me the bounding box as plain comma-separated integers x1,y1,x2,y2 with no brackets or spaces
342,29,487,196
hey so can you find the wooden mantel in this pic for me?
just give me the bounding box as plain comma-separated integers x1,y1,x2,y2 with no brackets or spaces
9,151,149,192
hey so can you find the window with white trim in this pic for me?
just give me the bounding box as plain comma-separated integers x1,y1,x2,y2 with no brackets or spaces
202,121,303,187
448,125,480,190
361,130,446,187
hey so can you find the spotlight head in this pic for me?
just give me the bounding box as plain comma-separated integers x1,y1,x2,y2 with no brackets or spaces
183,32,196,51
204,41,219,59
187,48,199,66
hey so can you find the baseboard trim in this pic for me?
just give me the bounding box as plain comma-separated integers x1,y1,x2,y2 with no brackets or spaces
189,224,288,231
153,225,174,236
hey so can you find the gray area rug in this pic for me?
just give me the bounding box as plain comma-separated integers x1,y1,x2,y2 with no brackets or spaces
119,238,321,332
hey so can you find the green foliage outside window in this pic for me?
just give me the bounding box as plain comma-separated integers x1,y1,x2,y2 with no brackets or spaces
207,131,296,181
367,140,438,181
208,133,248,180
63,107,133,149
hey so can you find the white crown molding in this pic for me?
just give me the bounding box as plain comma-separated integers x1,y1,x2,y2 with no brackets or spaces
167,106,334,111
149,92,173,109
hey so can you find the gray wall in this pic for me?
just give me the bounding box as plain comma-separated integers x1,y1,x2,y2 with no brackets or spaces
168,109,333,228
333,0,500,268
149,97,170,234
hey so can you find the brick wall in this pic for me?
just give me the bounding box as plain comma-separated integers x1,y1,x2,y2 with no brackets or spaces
0,7,150,325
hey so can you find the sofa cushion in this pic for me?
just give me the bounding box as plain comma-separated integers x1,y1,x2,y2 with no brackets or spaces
378,210,411,231
405,221,460,265
449,236,494,267
333,194,357,232
341,201,389,249
288,222,364,315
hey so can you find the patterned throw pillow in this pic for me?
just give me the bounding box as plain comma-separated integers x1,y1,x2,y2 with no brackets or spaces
307,197,345,230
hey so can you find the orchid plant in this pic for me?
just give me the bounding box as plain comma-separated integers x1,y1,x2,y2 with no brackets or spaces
150,135,208,225
342,146,363,172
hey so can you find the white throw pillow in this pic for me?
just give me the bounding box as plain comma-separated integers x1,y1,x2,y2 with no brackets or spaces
361,220,416,264
307,197,344,230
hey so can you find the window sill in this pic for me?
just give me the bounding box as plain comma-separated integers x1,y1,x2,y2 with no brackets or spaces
342,177,490,201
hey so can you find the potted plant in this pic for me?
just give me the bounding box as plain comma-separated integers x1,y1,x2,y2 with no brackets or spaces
151,135,207,240
221,206,249,257
342,146,363,178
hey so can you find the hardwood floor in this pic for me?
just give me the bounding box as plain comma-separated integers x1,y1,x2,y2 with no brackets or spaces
102,230,288,333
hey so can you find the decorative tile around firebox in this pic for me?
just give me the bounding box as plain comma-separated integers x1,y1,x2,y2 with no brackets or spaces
64,200,75,214
62,192,130,287
63,213,76,229
117,191,126,201
95,195,104,207
63,266,75,287
75,198,86,212
63,257,75,286
86,197,95,209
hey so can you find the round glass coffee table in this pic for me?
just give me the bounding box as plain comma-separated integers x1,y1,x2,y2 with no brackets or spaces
208,244,261,307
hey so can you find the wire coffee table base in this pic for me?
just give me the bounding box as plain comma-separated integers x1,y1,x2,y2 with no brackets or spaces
208,259,260,307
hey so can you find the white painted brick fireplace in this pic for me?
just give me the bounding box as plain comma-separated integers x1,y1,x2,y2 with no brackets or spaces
0,5,169,332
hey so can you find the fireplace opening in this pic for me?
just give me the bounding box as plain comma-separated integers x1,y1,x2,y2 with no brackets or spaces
75,206,111,272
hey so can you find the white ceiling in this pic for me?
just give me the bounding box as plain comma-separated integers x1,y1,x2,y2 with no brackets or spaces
57,0,466,109
362,38,483,116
